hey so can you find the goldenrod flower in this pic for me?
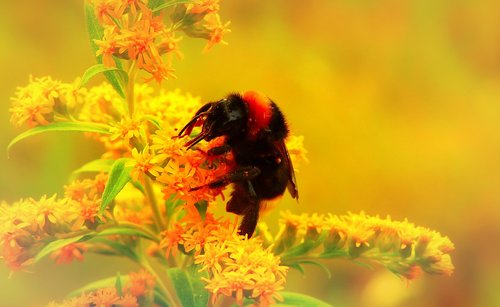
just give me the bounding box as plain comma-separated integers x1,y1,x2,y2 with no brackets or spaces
130,145,165,182
80,82,124,123
125,269,155,297
196,233,288,305
271,211,455,280
91,0,120,25
109,118,145,147
46,269,153,306
0,195,81,271
10,76,85,127
202,14,231,53
50,243,87,264
113,185,153,225
160,224,184,257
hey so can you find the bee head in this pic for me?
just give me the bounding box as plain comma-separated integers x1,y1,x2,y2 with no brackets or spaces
178,95,248,149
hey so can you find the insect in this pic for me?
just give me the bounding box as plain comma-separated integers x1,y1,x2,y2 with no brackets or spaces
178,90,298,237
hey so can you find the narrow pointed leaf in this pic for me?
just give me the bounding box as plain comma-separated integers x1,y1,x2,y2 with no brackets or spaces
151,0,195,12
100,158,133,213
84,3,126,98
154,288,170,307
90,237,139,262
281,231,327,260
70,159,115,180
8,122,111,153
167,268,194,307
67,276,130,298
288,260,332,279
187,266,209,307
98,225,158,242
287,263,305,275
115,273,123,296
80,64,128,87
276,292,333,307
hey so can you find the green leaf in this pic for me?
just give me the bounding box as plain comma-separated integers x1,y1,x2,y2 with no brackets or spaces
154,288,170,307
71,159,115,179
90,237,140,262
281,231,327,260
115,272,123,296
142,115,162,130
84,2,126,98
67,275,130,298
167,268,194,307
280,241,316,260
98,225,158,242
131,180,146,194
148,0,163,10
288,260,332,279
287,263,305,275
7,122,111,153
167,267,208,307
194,200,208,221
277,292,333,307
351,260,374,270
35,233,96,263
187,266,209,307
80,64,128,88
100,158,134,213
151,0,195,12
319,249,348,259
165,194,184,219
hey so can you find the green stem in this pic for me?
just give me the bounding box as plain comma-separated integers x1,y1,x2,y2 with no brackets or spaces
127,60,137,117
144,176,167,231
115,221,161,243
139,254,180,307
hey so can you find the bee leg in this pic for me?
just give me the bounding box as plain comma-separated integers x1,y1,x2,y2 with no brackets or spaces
190,166,261,190
239,205,259,238
226,180,258,214
206,144,232,156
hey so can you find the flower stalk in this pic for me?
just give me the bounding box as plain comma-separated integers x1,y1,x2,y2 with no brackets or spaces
144,176,166,232
126,60,138,117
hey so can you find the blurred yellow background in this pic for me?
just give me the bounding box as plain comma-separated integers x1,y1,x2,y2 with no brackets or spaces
1,0,500,306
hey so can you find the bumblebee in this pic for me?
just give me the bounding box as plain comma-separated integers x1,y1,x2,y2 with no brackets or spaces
178,91,298,237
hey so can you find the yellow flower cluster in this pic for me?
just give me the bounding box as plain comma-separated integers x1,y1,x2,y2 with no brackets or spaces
0,173,111,271
9,76,85,127
91,0,229,83
47,269,155,307
0,195,77,271
272,211,455,280
194,228,288,305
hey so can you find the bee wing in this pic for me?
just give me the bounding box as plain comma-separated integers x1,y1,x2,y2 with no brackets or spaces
276,139,299,200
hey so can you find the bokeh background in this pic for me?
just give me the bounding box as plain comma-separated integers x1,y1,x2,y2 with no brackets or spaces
1,0,500,306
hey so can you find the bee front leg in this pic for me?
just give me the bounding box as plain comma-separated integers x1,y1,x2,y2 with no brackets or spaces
206,144,232,156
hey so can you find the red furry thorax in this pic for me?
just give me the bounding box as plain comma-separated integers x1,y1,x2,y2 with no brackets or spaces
242,90,272,137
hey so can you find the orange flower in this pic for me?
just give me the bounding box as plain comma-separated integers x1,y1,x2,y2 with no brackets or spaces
90,287,121,307
125,269,155,297
91,0,120,25
50,243,87,264
203,14,231,52
95,26,119,67
109,118,144,147
160,224,184,257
